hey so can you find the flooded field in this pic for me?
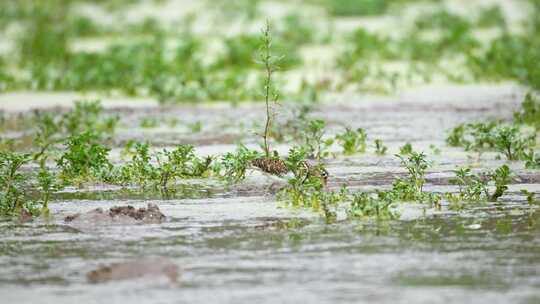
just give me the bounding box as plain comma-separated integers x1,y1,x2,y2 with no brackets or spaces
1,0,540,303
1,84,539,304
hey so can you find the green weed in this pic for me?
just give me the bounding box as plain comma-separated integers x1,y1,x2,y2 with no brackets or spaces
393,152,430,201
448,164,512,207
399,143,413,155
216,145,261,183
347,191,399,220
57,131,112,183
0,152,35,216
374,139,388,155
514,93,540,130
303,119,333,160
335,128,367,155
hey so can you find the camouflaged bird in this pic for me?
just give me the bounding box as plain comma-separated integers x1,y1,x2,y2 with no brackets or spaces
252,157,328,187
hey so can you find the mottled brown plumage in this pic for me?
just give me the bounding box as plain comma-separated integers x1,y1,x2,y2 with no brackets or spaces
252,157,289,176
301,161,329,186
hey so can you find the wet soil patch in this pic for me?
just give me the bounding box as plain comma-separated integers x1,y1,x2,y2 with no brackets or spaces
87,258,179,283
65,203,166,224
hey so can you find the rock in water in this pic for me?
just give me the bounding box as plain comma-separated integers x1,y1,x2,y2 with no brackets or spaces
87,258,179,283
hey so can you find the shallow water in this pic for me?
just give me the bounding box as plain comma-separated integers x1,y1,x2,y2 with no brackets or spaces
1,84,539,304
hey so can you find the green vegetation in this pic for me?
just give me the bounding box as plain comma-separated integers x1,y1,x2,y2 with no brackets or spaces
57,131,112,183
447,164,512,209
0,0,538,223
117,143,213,188
447,93,539,164
347,191,399,220
335,128,367,155
0,152,33,216
374,139,388,155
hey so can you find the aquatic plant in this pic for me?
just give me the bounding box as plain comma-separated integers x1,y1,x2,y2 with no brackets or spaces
491,126,533,161
57,131,112,183
155,145,213,188
514,93,540,130
347,191,399,220
447,121,535,161
335,128,367,155
33,100,118,161
140,117,159,129
374,139,388,155
35,160,63,215
520,189,539,205
399,143,413,155
394,152,430,200
0,152,33,216
216,145,261,183
302,119,333,161
523,150,540,169
488,164,512,202
448,164,512,207
278,147,332,213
